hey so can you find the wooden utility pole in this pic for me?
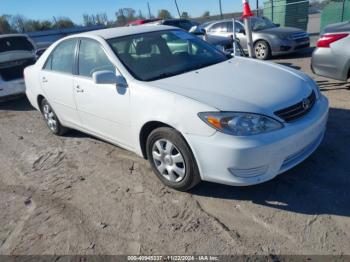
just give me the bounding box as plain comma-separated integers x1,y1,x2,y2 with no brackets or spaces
147,2,152,19
219,0,223,19
175,0,181,18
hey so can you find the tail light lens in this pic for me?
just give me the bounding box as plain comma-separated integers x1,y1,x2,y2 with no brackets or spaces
316,33,349,48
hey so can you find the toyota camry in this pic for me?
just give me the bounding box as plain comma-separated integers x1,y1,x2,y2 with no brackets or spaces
24,25,329,191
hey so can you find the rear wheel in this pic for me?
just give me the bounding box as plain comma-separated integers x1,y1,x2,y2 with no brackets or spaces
254,40,271,60
41,98,68,136
146,127,201,191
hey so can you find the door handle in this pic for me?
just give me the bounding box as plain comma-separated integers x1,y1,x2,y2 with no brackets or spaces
75,85,84,93
42,77,48,83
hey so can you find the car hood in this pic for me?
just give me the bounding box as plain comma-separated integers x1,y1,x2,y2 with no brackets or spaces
257,26,304,36
148,57,314,116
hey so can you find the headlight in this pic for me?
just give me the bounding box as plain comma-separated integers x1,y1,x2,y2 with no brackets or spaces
198,112,283,136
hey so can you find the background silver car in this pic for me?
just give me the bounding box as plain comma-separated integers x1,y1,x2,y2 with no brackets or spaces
202,16,310,60
311,21,350,81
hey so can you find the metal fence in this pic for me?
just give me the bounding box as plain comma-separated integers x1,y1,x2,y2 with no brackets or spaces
263,0,310,31
320,0,350,31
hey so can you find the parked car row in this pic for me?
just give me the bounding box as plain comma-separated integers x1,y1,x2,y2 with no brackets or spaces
202,16,310,60
23,25,329,191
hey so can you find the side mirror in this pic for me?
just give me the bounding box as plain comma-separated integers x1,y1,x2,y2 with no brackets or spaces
238,28,246,35
189,25,206,35
92,70,128,87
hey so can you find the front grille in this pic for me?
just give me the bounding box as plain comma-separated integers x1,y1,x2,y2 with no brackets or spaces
295,37,309,43
291,32,309,40
274,91,316,122
0,58,35,81
295,43,310,50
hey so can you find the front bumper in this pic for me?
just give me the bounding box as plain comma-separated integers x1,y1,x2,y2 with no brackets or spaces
185,95,329,186
0,78,26,98
271,38,310,56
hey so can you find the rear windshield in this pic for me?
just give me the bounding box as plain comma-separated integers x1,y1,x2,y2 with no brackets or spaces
0,36,34,53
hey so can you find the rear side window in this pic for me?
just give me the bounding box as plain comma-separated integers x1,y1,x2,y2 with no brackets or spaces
78,39,115,78
44,39,77,74
209,22,228,33
0,36,34,52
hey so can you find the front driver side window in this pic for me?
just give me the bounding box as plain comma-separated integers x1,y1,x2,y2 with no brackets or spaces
235,22,244,33
78,39,115,78
44,39,77,74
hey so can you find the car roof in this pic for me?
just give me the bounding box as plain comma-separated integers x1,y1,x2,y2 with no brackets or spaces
202,18,243,26
162,19,191,22
76,25,177,39
0,33,30,39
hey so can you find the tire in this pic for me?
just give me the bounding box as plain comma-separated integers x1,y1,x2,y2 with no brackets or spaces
254,40,271,60
146,127,201,191
40,98,68,136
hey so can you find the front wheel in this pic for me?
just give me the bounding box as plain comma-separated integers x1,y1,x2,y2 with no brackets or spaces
146,127,201,191
254,40,271,60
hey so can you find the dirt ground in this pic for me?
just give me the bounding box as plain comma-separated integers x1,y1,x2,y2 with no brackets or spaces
0,50,349,255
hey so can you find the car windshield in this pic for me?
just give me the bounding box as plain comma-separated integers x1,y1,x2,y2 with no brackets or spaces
108,30,229,81
250,17,277,31
0,36,34,53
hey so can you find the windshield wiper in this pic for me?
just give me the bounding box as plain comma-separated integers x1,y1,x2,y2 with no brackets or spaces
147,72,179,81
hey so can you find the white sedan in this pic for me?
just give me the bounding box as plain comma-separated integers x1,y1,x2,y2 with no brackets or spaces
24,25,329,191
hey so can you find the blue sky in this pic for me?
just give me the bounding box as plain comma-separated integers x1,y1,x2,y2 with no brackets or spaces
1,0,247,23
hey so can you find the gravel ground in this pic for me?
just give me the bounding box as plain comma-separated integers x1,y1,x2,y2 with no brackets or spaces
0,49,349,255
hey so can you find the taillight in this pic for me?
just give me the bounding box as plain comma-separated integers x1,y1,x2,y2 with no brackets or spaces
316,33,349,48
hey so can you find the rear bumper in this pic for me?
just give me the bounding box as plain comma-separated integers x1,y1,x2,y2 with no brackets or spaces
185,95,329,186
311,47,348,81
0,78,26,98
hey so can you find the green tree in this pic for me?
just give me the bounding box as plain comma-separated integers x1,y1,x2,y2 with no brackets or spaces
115,8,136,26
181,11,190,19
158,9,172,19
54,17,75,29
83,14,94,26
201,11,210,18
39,20,53,30
83,13,109,26
0,15,13,34
10,15,26,32
115,9,127,26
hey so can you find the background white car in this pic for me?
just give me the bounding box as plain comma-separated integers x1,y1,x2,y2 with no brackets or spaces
0,34,37,100
25,25,328,191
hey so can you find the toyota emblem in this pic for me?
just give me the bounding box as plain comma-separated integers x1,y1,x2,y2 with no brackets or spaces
302,98,311,110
